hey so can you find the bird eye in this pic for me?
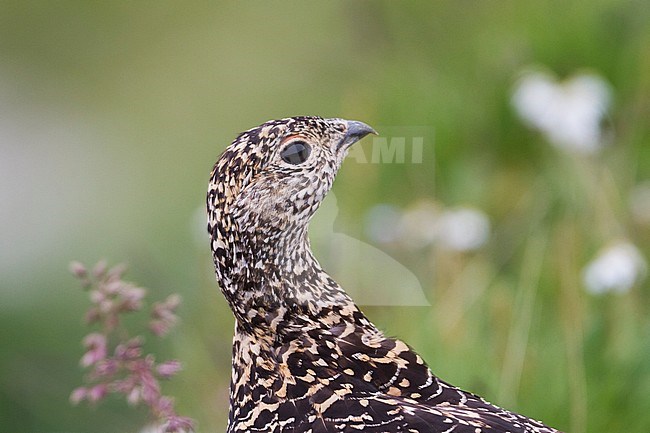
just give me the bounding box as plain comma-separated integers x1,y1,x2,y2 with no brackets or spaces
280,141,311,165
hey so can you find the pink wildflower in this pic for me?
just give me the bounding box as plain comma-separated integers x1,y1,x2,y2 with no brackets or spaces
87,384,108,403
71,260,194,431
149,295,181,337
114,337,144,361
70,387,87,405
69,261,87,278
156,360,182,379
165,415,195,433
80,333,107,367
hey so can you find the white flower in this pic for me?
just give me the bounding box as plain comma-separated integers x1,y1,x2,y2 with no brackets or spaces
583,242,647,295
435,207,490,252
512,69,611,154
365,200,490,253
364,204,403,244
396,200,440,248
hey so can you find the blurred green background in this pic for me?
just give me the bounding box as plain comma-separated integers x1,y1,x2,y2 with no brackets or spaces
2,1,650,432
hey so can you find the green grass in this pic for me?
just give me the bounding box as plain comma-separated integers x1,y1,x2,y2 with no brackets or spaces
1,1,649,432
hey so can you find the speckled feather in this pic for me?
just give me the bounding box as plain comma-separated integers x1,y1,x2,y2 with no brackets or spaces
207,116,561,433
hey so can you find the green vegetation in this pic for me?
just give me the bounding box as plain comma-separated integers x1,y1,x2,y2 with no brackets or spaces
1,1,648,432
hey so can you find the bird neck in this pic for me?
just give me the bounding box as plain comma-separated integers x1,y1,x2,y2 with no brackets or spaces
211,216,361,338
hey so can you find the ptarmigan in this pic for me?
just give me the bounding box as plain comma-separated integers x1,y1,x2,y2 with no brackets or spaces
206,116,562,433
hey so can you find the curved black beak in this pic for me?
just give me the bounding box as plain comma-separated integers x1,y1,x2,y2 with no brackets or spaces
337,120,377,151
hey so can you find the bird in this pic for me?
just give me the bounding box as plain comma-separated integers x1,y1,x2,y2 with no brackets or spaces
206,116,562,433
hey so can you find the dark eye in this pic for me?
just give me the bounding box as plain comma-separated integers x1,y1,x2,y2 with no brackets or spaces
280,141,311,164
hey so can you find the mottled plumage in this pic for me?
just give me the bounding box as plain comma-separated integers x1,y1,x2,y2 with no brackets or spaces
207,116,561,433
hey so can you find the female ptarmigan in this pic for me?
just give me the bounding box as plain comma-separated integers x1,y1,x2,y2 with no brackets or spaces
207,116,562,433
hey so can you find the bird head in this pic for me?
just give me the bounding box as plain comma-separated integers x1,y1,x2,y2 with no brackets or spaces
207,116,375,319
208,116,375,237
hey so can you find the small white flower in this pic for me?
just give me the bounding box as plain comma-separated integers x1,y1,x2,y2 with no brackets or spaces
366,201,490,253
397,200,440,248
364,204,403,244
435,207,490,252
583,242,647,295
512,69,611,154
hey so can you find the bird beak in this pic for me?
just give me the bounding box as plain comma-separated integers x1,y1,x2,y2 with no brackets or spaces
337,120,377,151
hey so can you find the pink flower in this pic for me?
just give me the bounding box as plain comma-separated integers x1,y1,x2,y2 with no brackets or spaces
70,387,87,405
69,261,91,287
104,279,122,295
156,396,175,415
156,360,182,379
87,384,108,403
98,298,114,314
127,387,141,406
164,415,195,433
120,285,146,312
89,289,105,304
92,359,118,378
80,333,107,367
141,371,162,405
71,260,194,431
149,295,181,337
112,376,137,394
69,261,87,278
115,337,143,361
